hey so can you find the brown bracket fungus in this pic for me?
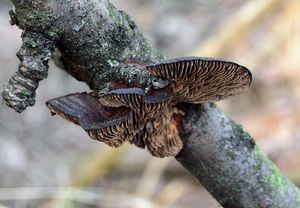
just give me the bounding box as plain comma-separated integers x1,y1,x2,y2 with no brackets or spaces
99,87,173,119
147,57,252,103
46,57,252,157
46,92,133,147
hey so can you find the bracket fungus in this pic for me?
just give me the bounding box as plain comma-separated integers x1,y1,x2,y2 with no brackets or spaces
46,57,252,157
46,92,132,147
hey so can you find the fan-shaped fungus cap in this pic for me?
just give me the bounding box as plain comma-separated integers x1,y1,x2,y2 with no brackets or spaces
46,92,134,147
99,87,173,119
46,88,175,153
147,57,252,104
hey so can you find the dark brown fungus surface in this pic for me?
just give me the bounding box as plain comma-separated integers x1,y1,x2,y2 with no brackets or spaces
98,87,182,157
99,87,173,119
46,92,134,147
46,89,178,156
99,88,145,108
46,57,252,157
132,106,183,157
147,57,252,104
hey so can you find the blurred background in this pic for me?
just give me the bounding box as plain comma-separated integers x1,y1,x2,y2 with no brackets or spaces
0,0,299,207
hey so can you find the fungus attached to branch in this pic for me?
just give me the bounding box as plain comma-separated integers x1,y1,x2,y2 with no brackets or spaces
46,88,178,156
46,92,134,147
132,106,184,157
147,57,252,103
99,87,173,119
46,57,252,157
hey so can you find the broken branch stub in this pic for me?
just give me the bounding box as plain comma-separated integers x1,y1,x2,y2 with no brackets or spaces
46,57,252,157
1,31,55,112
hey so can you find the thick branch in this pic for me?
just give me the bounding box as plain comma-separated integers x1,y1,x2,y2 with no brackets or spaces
176,104,300,207
2,0,164,112
2,0,300,207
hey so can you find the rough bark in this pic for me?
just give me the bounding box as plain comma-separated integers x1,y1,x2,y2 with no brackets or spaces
2,0,300,207
3,0,163,112
177,104,300,207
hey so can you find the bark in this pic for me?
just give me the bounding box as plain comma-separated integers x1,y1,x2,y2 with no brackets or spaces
2,0,163,112
177,104,300,207
2,0,300,207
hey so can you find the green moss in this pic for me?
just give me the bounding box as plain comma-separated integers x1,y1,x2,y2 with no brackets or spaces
45,31,59,40
263,154,293,195
209,102,218,108
107,60,119,67
20,89,31,97
252,147,263,170
15,2,57,30
232,122,252,139
225,151,237,160
107,1,117,18
254,148,300,202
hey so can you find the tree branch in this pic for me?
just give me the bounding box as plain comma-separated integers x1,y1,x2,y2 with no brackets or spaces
2,0,164,112
176,104,300,207
2,0,300,207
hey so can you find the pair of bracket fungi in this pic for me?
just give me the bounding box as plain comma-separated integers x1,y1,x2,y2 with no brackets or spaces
46,57,252,157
